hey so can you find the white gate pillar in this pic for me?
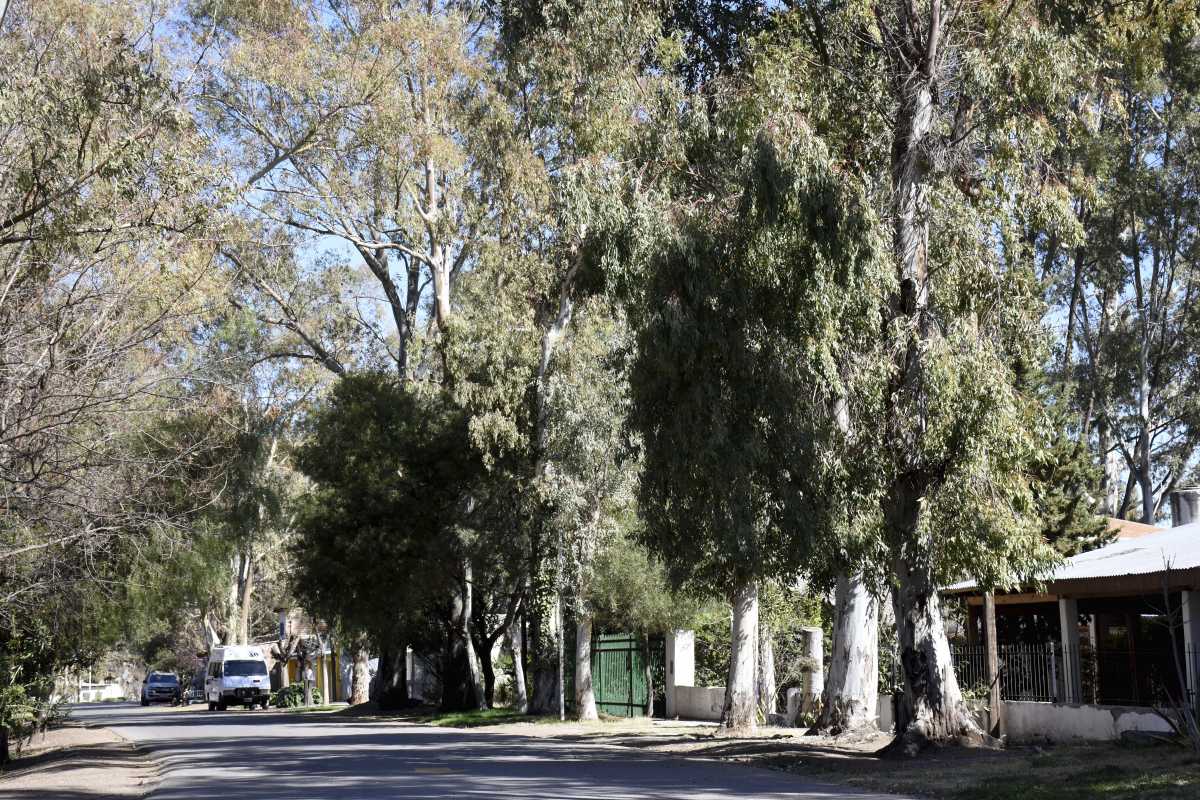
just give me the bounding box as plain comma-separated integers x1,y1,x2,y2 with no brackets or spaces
665,630,695,718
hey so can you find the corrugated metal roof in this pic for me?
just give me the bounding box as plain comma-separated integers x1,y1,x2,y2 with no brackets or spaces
947,522,1200,592
1052,521,1200,579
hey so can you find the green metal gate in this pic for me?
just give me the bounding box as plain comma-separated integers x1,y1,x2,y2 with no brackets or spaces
592,633,648,717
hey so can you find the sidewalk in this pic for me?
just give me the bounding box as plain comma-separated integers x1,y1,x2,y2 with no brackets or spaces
0,723,158,798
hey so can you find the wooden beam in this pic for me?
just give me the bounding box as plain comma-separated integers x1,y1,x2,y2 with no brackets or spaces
984,592,1004,739
966,592,1058,606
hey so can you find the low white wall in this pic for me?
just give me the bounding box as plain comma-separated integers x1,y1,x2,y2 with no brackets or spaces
1004,701,1174,743
675,686,725,721
877,695,895,732
875,694,1174,743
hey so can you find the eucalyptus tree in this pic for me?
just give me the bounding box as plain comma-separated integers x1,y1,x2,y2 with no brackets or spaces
0,0,222,749
195,0,540,707
194,0,522,376
489,0,670,714
1041,4,1200,523
766,0,1079,750
621,108,883,733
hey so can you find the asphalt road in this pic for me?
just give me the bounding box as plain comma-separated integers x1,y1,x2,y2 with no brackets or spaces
61,703,900,800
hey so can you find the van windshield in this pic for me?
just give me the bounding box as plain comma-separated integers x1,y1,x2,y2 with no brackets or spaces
223,660,268,677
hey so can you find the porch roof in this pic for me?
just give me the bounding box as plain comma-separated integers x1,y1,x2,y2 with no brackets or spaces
947,521,1200,597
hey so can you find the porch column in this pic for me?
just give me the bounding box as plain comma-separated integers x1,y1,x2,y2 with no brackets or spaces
665,630,695,718
1183,590,1200,708
1058,597,1082,703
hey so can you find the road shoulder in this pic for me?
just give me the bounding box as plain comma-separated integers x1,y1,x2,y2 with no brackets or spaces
0,723,159,798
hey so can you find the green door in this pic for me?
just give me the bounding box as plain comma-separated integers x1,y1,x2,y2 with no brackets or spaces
592,633,647,717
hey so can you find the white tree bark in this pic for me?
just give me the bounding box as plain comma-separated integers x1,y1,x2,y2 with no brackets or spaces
461,559,488,710
818,572,879,734
574,615,598,721
507,618,528,713
351,640,370,705
757,621,776,718
721,581,758,735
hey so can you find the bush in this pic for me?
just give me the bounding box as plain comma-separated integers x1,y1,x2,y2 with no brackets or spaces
270,684,323,708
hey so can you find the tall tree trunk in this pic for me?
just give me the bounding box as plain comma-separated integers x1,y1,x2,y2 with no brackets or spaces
1097,418,1120,516
575,614,598,720
508,618,529,713
223,554,242,645
1137,367,1155,524
526,249,584,715
818,572,879,734
461,559,488,711
644,637,654,717
477,634,496,708
720,580,758,735
237,550,254,646
891,553,979,751
350,639,370,705
757,621,776,718
880,0,986,752
373,643,409,709
202,612,222,650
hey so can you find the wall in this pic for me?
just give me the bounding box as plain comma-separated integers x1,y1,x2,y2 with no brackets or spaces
1003,701,1174,743
874,694,1175,742
675,685,725,721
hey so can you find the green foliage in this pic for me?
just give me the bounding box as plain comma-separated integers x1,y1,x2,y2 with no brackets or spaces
271,684,322,709
759,581,822,694
291,373,478,646
587,531,704,635
624,111,885,596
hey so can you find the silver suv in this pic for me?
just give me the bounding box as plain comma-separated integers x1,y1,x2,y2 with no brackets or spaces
141,671,181,706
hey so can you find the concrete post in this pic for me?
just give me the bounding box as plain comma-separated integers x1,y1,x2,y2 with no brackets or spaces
800,626,824,715
665,630,695,718
1058,597,1082,704
1182,590,1200,708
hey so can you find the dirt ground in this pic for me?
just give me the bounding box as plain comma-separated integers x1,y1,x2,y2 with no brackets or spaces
0,723,158,798
331,706,1200,800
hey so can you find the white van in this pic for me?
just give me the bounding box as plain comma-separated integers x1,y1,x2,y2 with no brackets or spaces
205,645,271,711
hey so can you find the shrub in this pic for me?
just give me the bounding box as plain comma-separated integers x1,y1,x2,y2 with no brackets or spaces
270,684,323,708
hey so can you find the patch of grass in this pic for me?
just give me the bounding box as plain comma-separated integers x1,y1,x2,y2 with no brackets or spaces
286,704,342,714
823,744,1200,800
410,708,560,728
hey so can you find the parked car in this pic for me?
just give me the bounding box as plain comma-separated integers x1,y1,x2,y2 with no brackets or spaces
141,672,182,706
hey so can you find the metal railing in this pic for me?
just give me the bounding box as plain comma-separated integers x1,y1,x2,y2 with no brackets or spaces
885,642,1199,709
1074,643,1199,708
951,643,1061,702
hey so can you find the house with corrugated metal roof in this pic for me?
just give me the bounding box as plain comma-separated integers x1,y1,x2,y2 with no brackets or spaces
943,489,1200,735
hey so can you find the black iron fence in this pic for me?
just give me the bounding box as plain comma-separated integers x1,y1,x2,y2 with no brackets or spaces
1074,643,1198,708
882,642,1200,708
951,643,1061,702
